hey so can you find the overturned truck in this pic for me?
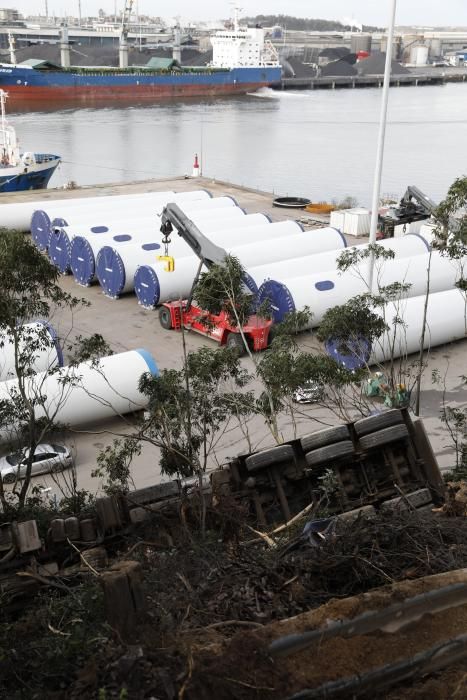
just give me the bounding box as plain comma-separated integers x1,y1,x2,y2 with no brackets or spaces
217,408,445,527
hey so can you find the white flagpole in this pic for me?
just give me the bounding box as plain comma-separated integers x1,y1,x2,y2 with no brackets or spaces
368,0,398,290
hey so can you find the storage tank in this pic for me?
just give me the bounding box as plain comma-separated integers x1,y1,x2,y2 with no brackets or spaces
0,321,63,382
351,33,372,54
410,45,429,66
49,207,257,274
0,349,158,443
325,288,467,369
101,220,306,299
134,226,345,308
29,189,212,250
69,213,271,286
258,250,461,328
247,232,432,292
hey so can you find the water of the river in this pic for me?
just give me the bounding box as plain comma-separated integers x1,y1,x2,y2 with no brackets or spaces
9,82,467,206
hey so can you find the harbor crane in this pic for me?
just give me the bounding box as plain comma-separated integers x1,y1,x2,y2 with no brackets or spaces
157,203,272,355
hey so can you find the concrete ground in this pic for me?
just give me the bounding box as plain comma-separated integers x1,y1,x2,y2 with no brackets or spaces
2,176,466,500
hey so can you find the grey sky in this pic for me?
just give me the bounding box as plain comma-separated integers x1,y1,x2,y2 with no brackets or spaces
9,1,467,27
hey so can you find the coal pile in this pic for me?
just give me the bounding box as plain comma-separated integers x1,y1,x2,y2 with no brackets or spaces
321,58,357,77
283,56,317,78
319,47,350,61
357,51,410,75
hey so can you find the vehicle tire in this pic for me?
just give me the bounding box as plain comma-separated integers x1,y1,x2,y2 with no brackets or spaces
245,445,295,473
159,307,173,330
358,423,409,451
226,332,247,357
301,425,350,453
3,472,16,484
353,409,404,437
305,440,355,467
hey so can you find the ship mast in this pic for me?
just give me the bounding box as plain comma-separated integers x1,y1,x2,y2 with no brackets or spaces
7,32,16,65
0,90,9,164
119,0,134,68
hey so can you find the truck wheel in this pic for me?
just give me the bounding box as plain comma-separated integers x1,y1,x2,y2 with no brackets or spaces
305,440,355,467
159,307,173,330
245,444,295,473
226,332,246,356
353,409,404,437
358,423,409,451
301,425,350,453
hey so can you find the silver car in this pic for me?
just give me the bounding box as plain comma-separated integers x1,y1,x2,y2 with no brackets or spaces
0,444,73,484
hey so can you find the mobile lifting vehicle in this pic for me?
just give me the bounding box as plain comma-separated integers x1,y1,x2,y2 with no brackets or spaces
157,203,272,355
377,185,439,238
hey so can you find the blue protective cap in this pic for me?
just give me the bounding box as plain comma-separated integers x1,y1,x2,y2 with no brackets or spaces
70,236,96,286
135,348,159,377
243,271,259,295
96,246,125,298
134,265,160,308
37,320,64,368
52,217,68,227
48,229,72,273
30,209,52,251
258,280,295,323
324,337,372,371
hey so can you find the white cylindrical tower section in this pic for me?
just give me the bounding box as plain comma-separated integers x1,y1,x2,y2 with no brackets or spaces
29,190,211,250
326,288,467,368
258,251,463,328
0,322,63,382
99,220,304,298
247,232,432,291
69,213,271,286
134,225,343,307
0,349,158,443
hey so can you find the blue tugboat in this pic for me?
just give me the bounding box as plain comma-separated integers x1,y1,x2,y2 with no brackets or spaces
0,89,60,193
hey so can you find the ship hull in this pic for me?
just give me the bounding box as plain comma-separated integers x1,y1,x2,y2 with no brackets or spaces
0,156,60,193
0,65,282,104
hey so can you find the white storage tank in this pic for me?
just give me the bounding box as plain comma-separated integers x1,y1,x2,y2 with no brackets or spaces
0,349,158,443
69,213,271,286
326,288,467,369
0,322,63,382
258,250,462,328
102,220,306,299
247,231,432,292
410,45,429,66
134,226,346,307
29,189,212,250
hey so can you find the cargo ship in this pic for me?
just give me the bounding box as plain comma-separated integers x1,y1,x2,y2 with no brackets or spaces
0,18,281,104
0,89,60,192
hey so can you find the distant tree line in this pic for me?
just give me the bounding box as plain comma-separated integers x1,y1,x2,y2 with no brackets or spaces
245,14,382,33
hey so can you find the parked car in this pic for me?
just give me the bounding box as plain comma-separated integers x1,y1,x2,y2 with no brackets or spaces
293,380,326,404
0,444,73,484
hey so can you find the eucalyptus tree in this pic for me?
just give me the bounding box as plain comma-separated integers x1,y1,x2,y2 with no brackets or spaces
0,228,109,512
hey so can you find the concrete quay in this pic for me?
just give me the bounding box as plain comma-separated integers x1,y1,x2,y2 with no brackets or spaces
1,176,465,499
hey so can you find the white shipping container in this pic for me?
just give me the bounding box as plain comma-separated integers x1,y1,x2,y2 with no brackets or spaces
343,208,371,237
330,210,346,231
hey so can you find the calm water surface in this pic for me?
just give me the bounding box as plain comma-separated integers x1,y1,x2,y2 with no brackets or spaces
9,82,467,206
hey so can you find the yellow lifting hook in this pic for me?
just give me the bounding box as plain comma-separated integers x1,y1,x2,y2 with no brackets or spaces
157,255,175,272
